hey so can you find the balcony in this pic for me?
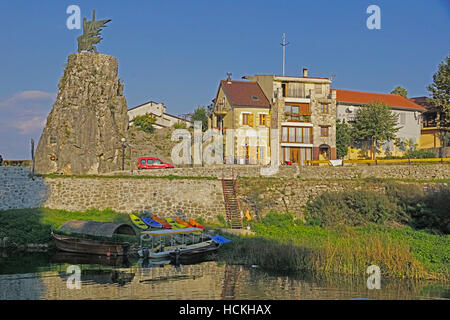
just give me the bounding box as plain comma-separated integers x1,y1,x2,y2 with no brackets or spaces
215,102,227,114
421,120,449,129
284,113,311,123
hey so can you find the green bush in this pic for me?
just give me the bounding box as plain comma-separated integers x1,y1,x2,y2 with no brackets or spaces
173,122,187,129
405,149,436,159
133,113,156,133
305,190,406,227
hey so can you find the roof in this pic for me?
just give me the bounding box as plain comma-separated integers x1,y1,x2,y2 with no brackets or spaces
60,220,136,238
334,89,426,111
128,100,162,112
220,80,270,108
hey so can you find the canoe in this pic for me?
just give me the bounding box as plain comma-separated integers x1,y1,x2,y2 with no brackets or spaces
52,232,129,256
189,218,204,230
166,217,186,229
141,217,163,229
129,214,149,230
152,214,172,229
176,217,194,228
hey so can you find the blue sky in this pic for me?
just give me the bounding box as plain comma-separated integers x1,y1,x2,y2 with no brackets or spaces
0,0,449,159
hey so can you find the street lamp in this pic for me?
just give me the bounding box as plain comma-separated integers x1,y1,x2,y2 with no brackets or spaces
121,137,126,171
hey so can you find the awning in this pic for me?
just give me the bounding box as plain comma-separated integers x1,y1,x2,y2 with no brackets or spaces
60,220,136,238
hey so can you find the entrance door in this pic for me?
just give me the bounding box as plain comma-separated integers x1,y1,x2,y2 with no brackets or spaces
290,148,300,164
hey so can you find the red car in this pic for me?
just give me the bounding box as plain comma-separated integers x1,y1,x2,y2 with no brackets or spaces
138,157,174,169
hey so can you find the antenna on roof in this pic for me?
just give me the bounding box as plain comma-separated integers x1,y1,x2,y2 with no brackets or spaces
281,33,290,76
331,73,336,81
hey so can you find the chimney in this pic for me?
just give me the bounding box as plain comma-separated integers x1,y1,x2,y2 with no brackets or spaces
303,68,308,77
226,72,232,84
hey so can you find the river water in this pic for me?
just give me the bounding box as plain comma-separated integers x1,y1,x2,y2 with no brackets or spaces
0,251,448,300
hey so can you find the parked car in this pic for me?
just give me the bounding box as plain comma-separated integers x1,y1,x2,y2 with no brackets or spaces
138,157,174,169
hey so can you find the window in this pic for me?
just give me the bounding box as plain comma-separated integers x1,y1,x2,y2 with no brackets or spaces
281,126,312,143
315,84,322,95
154,159,162,164
140,159,146,165
320,104,329,114
251,95,259,101
320,126,329,137
242,113,249,125
146,159,154,165
281,83,287,97
399,113,406,125
259,114,267,126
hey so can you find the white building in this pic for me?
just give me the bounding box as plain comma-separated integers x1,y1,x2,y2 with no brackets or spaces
128,101,192,129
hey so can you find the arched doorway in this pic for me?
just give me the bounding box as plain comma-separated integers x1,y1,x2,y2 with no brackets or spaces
318,144,331,160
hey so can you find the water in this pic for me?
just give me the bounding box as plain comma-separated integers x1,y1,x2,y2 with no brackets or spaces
0,251,448,300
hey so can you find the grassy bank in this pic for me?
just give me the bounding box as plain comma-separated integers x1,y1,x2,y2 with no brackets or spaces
217,212,449,280
0,208,134,246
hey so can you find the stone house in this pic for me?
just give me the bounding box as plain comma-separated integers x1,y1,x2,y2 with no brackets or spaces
128,101,192,129
209,69,337,165
335,89,425,159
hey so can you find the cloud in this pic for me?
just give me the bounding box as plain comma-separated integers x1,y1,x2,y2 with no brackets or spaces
0,90,56,109
11,116,47,135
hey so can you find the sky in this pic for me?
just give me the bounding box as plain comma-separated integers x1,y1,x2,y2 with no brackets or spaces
0,0,449,159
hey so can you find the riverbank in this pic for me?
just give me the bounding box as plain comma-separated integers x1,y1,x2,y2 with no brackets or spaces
216,212,449,281
0,207,448,281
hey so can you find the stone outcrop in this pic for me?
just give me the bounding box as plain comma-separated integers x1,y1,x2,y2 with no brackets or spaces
34,52,129,174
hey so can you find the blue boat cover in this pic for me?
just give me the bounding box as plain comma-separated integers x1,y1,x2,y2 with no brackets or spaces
210,235,231,244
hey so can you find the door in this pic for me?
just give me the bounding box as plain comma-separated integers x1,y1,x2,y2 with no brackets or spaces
290,148,300,164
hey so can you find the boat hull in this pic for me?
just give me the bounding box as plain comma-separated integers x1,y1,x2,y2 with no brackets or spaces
52,233,129,256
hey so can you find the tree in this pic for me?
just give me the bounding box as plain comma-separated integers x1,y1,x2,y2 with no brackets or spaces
391,86,408,98
191,106,209,131
427,55,450,124
336,119,352,159
133,113,156,134
351,102,401,159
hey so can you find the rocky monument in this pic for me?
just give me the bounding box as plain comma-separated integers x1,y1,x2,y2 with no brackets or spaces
35,11,129,174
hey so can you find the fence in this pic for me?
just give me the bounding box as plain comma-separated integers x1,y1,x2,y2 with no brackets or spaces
305,158,450,166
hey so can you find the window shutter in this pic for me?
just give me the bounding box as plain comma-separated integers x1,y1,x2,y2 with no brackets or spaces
249,113,254,127
266,114,271,128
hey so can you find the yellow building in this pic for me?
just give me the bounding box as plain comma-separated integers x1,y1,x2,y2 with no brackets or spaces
209,76,271,164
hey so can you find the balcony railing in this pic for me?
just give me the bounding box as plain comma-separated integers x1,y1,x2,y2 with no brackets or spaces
284,113,311,123
421,120,449,128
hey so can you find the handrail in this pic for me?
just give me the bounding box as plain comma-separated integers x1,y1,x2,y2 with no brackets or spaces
305,158,450,166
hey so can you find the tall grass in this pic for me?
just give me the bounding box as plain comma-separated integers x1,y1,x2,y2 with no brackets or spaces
218,212,448,280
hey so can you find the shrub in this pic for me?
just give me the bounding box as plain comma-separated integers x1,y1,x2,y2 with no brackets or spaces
133,113,157,134
173,122,187,129
405,149,436,159
305,190,405,227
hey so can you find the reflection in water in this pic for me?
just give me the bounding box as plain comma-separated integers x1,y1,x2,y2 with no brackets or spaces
0,252,448,300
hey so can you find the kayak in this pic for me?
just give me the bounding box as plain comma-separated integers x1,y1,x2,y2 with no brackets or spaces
176,217,193,228
166,217,186,229
189,218,204,230
152,215,172,229
142,217,163,229
129,214,149,230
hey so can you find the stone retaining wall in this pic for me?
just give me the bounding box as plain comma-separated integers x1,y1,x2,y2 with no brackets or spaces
0,165,449,221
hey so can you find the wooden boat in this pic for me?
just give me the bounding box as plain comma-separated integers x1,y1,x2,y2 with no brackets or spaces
170,241,220,264
129,214,149,230
141,217,163,229
166,217,186,229
189,218,205,230
152,214,172,229
52,232,130,256
138,227,209,259
176,217,194,228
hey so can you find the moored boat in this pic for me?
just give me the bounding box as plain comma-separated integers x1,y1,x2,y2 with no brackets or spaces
52,232,130,256
152,214,172,229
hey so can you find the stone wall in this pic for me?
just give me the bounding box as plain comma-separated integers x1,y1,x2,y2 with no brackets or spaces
0,167,225,221
109,163,450,180
1,164,448,221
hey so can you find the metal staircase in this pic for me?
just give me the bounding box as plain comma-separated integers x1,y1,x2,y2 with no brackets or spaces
221,169,243,229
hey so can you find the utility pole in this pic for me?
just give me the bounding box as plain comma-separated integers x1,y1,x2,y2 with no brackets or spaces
281,33,289,76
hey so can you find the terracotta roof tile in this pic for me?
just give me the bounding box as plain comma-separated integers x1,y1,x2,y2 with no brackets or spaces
334,89,425,111
221,80,270,108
